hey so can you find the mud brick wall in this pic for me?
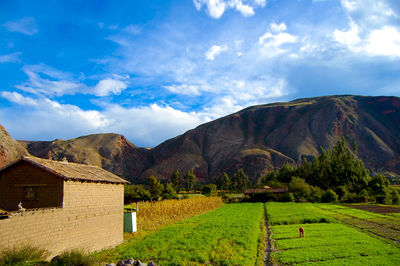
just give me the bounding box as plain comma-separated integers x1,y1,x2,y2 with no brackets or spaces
62,181,125,252
0,208,64,254
0,162,63,211
0,181,125,256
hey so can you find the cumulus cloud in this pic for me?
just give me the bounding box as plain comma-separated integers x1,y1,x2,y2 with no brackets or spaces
258,22,298,57
0,94,210,147
205,44,228,60
0,52,22,63
334,0,400,57
94,78,128,96
2,17,38,36
193,0,266,19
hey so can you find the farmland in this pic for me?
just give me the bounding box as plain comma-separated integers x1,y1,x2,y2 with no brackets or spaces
267,203,400,265
99,203,265,265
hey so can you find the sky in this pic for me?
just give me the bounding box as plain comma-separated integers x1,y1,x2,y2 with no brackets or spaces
1,0,400,147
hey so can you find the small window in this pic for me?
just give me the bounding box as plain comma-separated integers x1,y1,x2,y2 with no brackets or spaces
24,187,39,201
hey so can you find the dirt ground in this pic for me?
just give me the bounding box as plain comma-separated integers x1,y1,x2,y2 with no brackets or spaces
345,204,400,214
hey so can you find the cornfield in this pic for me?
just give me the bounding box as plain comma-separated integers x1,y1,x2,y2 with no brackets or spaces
131,197,223,232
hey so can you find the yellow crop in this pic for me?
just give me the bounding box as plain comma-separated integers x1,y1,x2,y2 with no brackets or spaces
131,197,223,232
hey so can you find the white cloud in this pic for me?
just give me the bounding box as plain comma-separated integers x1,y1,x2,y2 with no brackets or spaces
258,23,298,57
205,44,229,60
94,78,128,96
334,1,400,57
15,65,83,96
333,21,361,49
234,1,255,17
270,22,287,33
2,17,38,36
365,26,400,57
0,52,21,63
0,91,38,106
164,84,206,96
193,0,266,19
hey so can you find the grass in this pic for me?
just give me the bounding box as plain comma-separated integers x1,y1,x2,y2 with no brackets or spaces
0,245,48,266
125,197,223,233
50,249,99,266
98,203,265,265
270,223,400,265
265,202,334,225
267,203,400,265
309,204,400,242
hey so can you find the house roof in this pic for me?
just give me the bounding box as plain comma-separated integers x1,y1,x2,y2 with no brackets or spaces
244,187,288,194
0,156,130,184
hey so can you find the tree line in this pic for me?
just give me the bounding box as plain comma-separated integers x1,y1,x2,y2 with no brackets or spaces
125,137,399,204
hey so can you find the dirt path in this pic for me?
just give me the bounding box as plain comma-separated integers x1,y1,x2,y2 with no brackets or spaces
264,210,273,266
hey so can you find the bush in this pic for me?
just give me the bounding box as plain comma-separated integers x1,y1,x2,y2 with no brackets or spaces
0,245,48,265
246,192,276,202
278,192,295,202
50,249,98,266
321,189,339,203
202,184,217,196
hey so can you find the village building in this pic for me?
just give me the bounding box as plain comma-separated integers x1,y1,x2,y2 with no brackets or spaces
0,156,129,255
244,186,288,199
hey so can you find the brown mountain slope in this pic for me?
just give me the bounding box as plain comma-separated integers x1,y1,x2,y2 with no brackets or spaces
20,133,149,181
19,95,400,183
0,125,26,168
142,95,400,182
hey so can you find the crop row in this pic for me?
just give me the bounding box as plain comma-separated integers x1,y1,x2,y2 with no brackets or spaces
267,203,400,265
125,197,223,232
100,203,265,265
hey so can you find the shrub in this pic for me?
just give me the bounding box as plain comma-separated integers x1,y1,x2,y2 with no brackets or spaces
0,245,48,265
202,184,217,196
50,249,98,266
321,189,339,203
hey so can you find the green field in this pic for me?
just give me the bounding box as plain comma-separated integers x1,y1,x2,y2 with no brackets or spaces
267,203,400,265
265,202,334,225
99,203,265,265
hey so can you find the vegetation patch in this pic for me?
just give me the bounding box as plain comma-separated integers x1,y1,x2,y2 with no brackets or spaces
0,245,48,266
271,223,400,265
267,203,400,265
266,202,334,225
99,203,264,265
125,197,223,233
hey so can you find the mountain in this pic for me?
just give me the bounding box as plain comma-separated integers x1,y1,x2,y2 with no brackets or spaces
19,134,149,181
0,125,26,168
19,95,400,182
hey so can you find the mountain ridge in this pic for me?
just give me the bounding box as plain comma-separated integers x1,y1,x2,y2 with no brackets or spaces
2,95,399,182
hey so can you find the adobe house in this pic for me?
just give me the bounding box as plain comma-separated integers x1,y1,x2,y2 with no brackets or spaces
0,156,129,255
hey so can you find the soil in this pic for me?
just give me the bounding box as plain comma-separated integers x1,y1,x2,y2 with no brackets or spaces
344,204,400,214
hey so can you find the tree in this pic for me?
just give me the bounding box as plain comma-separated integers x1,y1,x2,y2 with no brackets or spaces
215,172,231,190
288,176,312,199
170,170,181,193
231,169,250,191
148,175,164,200
202,184,217,196
163,183,177,199
183,169,197,191
321,189,338,203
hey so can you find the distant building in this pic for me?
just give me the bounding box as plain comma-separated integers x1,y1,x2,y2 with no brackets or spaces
244,186,288,197
0,156,129,255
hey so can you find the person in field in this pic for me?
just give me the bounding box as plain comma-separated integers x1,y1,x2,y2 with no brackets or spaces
299,227,305,238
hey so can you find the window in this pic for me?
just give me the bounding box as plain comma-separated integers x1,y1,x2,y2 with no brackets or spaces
24,187,39,201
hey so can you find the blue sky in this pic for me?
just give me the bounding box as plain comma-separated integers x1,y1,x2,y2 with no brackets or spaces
1,0,400,147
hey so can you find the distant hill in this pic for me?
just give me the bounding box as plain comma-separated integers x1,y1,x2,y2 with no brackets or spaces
17,95,400,182
0,125,26,168
19,134,149,181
